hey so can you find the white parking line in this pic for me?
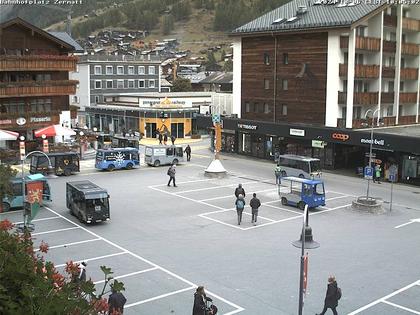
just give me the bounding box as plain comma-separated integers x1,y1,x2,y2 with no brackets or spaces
35,238,101,251
32,226,79,236
199,188,277,202
262,203,302,215
382,300,420,315
326,195,351,201
93,267,158,285
125,286,196,308
44,207,245,314
13,216,60,225
175,181,256,194
54,252,128,268
348,279,420,314
198,214,244,230
150,178,216,188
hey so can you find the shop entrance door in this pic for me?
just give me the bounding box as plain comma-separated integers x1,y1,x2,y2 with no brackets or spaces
145,123,157,138
251,135,265,159
171,123,184,138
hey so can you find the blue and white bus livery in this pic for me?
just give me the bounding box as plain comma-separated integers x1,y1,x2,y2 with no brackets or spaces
95,148,140,171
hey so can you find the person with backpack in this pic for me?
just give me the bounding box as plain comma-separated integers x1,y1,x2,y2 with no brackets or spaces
249,193,261,225
167,164,177,187
316,275,341,315
192,286,216,315
108,284,127,314
234,184,245,199
235,194,245,225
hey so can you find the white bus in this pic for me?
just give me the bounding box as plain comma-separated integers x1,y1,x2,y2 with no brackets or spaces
277,154,322,178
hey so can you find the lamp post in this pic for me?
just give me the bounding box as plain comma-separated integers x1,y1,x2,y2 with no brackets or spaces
79,131,84,160
292,205,320,315
41,134,49,153
364,108,380,200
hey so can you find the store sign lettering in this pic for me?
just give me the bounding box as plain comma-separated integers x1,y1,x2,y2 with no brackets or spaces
332,133,350,141
290,128,305,137
0,119,12,125
30,117,52,123
360,138,385,146
238,124,257,130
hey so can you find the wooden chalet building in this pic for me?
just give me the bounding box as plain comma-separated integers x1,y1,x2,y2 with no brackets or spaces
198,1,420,185
0,18,81,146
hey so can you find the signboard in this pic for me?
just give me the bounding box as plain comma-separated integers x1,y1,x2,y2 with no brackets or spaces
212,114,221,124
26,181,43,223
16,117,26,126
30,117,51,123
290,128,305,137
311,140,326,148
331,133,350,141
238,123,257,130
360,138,385,146
0,119,12,125
364,166,374,180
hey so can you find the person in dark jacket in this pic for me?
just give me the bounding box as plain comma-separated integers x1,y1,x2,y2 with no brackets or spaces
235,194,245,225
192,286,211,315
234,184,245,198
171,135,176,145
108,286,127,314
316,275,339,315
249,193,261,225
167,164,177,187
184,145,192,161
158,132,163,145
163,133,168,145
78,261,87,282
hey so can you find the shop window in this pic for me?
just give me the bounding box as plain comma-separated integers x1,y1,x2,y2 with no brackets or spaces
282,79,288,91
281,104,287,116
264,79,270,90
263,53,270,65
283,53,288,65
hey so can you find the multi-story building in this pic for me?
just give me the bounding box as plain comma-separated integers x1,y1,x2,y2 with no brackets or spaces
198,2,420,185
0,17,80,143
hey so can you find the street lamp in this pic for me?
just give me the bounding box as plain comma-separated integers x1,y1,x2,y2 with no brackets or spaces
292,205,320,315
364,108,380,200
79,131,84,160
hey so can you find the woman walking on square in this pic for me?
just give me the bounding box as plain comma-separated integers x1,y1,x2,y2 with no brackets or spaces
316,275,340,315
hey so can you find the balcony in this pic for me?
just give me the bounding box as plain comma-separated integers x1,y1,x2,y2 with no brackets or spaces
337,116,418,129
401,68,418,80
401,43,419,56
399,92,417,103
338,92,379,105
0,80,78,98
340,36,381,51
383,40,396,53
382,66,395,78
339,64,380,78
402,17,420,32
381,92,394,103
0,55,78,72
384,15,397,28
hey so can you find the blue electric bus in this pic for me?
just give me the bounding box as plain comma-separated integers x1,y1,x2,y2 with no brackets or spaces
95,148,140,171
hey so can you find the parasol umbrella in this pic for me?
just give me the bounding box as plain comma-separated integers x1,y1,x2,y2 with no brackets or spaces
0,129,19,141
34,124,76,138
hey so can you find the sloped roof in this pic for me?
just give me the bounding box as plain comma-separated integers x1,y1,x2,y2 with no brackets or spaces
232,0,386,35
200,72,233,85
49,32,84,52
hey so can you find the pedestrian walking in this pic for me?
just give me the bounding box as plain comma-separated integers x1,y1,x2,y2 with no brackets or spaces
374,163,382,184
158,132,163,145
167,164,177,187
249,193,261,225
78,261,87,283
235,194,245,225
192,286,215,315
184,144,192,161
234,183,246,198
275,165,282,185
108,285,127,314
163,133,168,145
316,275,341,315
171,135,176,145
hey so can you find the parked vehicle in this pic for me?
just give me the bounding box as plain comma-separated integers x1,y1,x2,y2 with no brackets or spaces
111,134,140,149
30,152,80,176
2,174,51,212
144,145,184,167
96,133,112,149
277,154,322,178
279,176,325,210
66,180,110,224
95,148,140,171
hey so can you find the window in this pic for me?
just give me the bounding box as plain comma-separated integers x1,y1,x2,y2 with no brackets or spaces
149,79,155,88
264,53,270,65
282,79,288,90
73,96,79,103
117,66,124,75
95,96,100,103
388,81,394,92
106,66,113,75
355,53,364,65
387,106,393,116
138,79,145,88
343,80,348,92
94,65,102,75
106,80,113,89
117,80,124,89
148,66,155,75
128,80,135,88
399,105,403,116
281,104,287,116
388,56,395,67
264,79,270,89
353,106,362,119
343,52,348,64
402,34,407,43
138,66,145,74
283,53,288,65
128,66,134,75
390,32,396,41
95,80,102,89
401,58,406,68
356,26,366,37
245,102,250,113
255,103,263,113
264,103,270,113
400,81,404,92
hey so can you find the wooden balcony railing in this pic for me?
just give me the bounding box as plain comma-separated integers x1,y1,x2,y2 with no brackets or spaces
401,68,418,80
339,64,380,78
383,40,396,53
338,92,379,105
399,115,417,124
384,14,397,28
381,92,394,103
340,36,380,51
401,43,419,56
0,80,78,98
402,17,420,32
399,92,417,103
382,66,395,78
0,55,78,72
